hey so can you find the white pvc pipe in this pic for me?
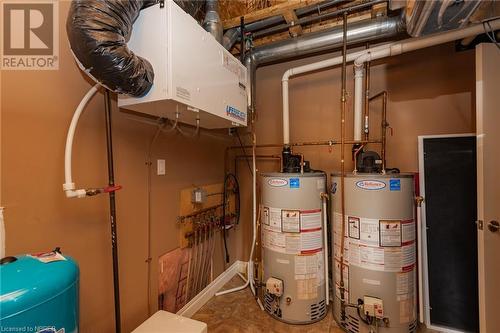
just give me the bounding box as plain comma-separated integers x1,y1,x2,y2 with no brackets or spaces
63,84,100,198
353,67,364,141
281,43,393,145
322,196,329,306
417,203,424,323
282,19,500,145
249,134,257,296
282,80,290,145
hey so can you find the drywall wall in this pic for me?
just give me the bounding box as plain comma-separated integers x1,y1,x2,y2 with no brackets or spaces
0,2,245,332
232,42,475,260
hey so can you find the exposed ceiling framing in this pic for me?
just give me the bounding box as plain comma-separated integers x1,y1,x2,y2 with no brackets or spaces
219,0,390,54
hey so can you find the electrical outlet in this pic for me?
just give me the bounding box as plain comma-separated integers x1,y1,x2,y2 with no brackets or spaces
157,159,166,175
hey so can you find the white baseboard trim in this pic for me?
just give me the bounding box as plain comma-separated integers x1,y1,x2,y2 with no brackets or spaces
177,260,247,318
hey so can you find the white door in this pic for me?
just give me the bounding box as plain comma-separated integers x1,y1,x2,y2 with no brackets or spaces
476,43,500,333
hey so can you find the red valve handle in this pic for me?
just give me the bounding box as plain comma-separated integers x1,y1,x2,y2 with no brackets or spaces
104,185,122,193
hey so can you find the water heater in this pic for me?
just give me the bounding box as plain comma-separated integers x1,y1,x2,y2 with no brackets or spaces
118,0,247,129
331,173,417,333
260,172,327,324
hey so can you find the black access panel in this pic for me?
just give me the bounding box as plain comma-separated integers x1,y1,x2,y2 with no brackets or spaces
422,135,479,332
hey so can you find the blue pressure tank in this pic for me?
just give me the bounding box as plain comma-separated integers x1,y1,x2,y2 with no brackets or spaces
0,253,79,333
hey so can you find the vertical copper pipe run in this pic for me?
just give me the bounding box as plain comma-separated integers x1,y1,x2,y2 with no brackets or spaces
369,91,388,173
339,12,348,318
381,91,387,173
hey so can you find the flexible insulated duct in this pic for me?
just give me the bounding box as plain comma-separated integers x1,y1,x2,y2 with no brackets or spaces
66,0,157,97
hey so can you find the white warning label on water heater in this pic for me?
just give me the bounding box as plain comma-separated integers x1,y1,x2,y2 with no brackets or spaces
300,229,322,254
266,207,281,231
379,220,402,247
282,209,300,233
300,209,322,231
333,213,416,272
262,228,285,253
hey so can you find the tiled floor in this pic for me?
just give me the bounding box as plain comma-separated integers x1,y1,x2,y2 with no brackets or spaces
193,276,439,333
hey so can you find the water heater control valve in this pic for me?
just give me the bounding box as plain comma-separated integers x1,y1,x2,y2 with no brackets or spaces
266,277,284,297
363,296,384,319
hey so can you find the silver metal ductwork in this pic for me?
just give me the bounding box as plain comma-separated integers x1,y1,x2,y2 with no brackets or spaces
244,15,405,115
203,0,223,43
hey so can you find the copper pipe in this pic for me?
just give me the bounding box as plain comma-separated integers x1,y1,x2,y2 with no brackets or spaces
226,139,382,151
339,12,348,313
352,144,365,174
368,91,388,173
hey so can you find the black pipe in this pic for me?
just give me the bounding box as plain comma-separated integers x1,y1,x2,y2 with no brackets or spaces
222,0,352,49
240,16,245,63
104,90,121,333
253,0,386,39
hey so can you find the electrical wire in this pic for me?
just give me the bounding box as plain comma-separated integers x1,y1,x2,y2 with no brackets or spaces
221,173,240,263
235,130,253,175
483,19,500,50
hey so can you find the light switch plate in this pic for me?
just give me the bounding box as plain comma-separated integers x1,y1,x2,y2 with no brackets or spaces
157,159,166,175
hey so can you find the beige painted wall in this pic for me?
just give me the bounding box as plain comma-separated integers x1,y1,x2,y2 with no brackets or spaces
0,2,244,332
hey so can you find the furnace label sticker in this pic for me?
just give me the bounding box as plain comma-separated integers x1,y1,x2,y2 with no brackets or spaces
379,220,402,247
300,209,322,231
300,229,322,254
348,217,360,239
282,210,300,233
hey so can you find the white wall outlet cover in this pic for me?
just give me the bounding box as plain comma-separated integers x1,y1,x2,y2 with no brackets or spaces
157,159,166,175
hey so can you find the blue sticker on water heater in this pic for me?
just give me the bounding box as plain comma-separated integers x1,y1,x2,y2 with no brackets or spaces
289,178,300,188
389,179,401,191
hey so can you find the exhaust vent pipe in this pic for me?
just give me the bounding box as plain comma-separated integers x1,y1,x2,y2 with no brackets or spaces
203,0,223,43
66,0,157,97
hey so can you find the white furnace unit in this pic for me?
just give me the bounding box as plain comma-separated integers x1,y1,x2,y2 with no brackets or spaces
118,0,248,129
331,173,417,333
260,172,327,324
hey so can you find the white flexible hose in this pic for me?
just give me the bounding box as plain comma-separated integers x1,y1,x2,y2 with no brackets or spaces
322,196,329,306
63,84,100,198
